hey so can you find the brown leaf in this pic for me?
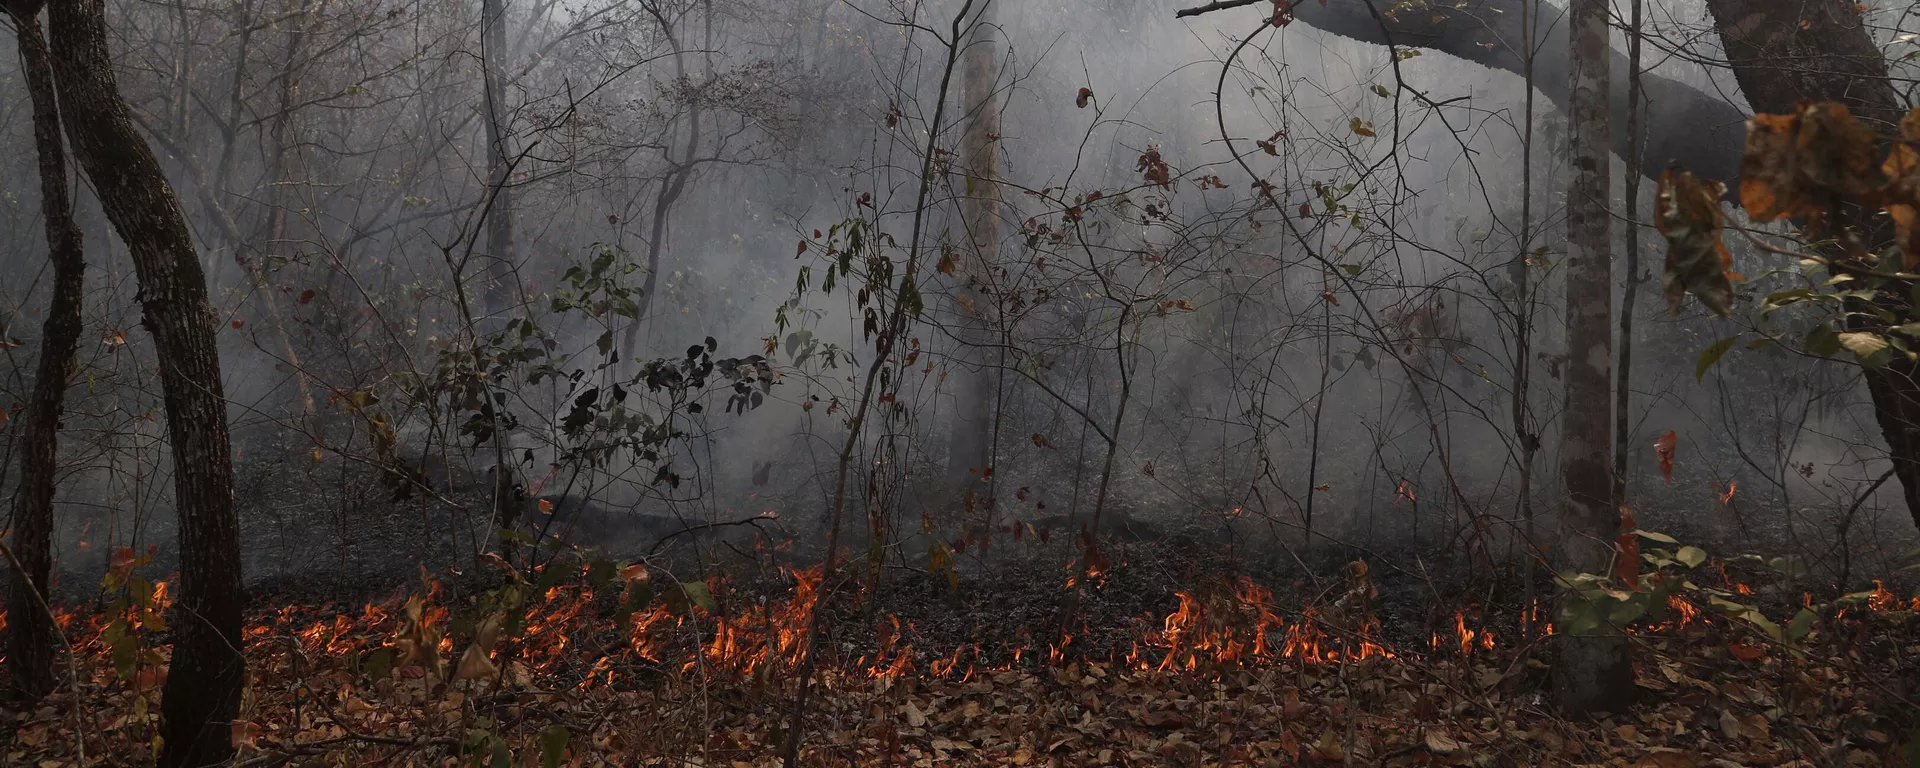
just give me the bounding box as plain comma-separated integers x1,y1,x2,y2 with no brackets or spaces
1424,730,1463,754
1655,167,1734,316
1740,102,1885,224
1075,87,1093,109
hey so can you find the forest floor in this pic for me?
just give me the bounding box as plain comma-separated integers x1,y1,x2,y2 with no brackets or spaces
2,543,1917,767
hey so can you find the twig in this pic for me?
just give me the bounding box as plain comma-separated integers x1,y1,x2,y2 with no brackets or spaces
1174,0,1267,18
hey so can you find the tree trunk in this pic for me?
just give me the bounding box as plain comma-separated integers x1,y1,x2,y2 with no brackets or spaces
4,7,88,703
1552,0,1632,716
1698,0,1920,533
945,5,999,504
479,0,521,557
43,0,246,762
481,0,517,321
1278,0,1920,531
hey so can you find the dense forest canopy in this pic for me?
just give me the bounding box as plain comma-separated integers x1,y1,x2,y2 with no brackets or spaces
1,0,1918,764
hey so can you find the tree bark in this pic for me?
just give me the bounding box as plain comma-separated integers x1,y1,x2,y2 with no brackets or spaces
1698,0,1920,533
1283,0,1747,196
1276,0,1920,531
945,5,998,499
4,6,88,703
1553,0,1633,716
43,0,246,762
481,0,517,321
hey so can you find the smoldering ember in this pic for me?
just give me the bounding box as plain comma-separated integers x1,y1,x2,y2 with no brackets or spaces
1,0,1918,765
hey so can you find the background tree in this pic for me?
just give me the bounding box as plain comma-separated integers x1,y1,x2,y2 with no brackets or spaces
3,0,88,703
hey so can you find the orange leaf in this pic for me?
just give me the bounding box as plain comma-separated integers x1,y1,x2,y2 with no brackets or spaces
1654,431,1677,484
1727,642,1765,661
231,319,246,329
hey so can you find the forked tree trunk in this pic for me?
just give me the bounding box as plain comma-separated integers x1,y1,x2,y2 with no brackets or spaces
1552,0,1632,716
43,0,246,762
4,7,88,703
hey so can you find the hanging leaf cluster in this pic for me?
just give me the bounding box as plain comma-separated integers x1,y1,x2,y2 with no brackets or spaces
1654,166,1736,316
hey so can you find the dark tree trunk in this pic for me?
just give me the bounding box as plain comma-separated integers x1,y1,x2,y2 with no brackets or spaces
1284,0,1748,196
43,0,246,763
1699,0,1920,533
4,7,87,703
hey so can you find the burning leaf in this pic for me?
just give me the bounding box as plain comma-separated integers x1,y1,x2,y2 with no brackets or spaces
1655,166,1734,316
1655,430,1677,483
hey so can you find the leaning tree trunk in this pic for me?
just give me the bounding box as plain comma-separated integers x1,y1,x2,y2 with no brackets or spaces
4,6,88,703
1699,0,1920,533
1552,0,1633,716
945,3,999,512
43,0,246,763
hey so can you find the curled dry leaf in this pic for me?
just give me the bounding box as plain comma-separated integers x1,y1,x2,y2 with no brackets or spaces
1740,102,1885,224
1075,87,1093,109
1656,166,1735,316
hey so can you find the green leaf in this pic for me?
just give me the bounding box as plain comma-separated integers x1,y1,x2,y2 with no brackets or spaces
539,726,570,768
1786,608,1818,645
1675,546,1708,568
492,741,512,768
679,581,717,612
1696,335,1741,381
1370,84,1391,98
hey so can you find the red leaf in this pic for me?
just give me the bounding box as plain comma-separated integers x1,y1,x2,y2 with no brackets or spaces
1654,430,1677,484
298,289,315,305
1727,642,1766,661
1615,532,1640,585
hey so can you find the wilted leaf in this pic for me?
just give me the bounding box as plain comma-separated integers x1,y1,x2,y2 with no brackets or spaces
1348,117,1376,138
1656,167,1734,316
1075,87,1093,109
1655,430,1678,483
